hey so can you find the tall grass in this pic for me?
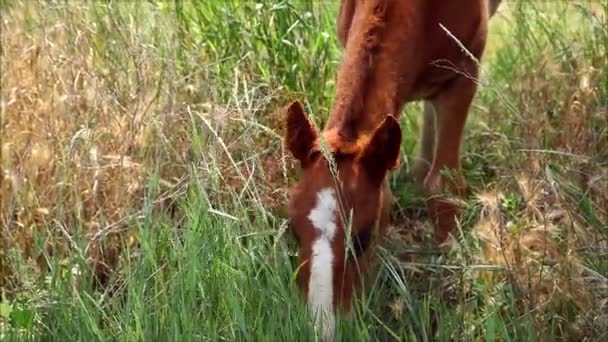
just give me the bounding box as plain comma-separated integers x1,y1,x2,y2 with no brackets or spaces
1,1,606,341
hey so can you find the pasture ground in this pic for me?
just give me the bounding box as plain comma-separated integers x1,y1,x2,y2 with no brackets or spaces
1,1,607,340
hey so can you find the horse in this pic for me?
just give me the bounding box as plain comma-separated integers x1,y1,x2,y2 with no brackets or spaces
284,0,501,339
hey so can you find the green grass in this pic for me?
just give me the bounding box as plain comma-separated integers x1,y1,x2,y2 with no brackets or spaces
1,0,607,341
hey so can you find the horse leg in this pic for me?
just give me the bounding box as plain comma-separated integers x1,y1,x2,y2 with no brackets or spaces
413,101,436,184
424,74,477,242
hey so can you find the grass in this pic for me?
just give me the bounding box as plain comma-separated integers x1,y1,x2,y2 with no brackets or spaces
1,0,607,340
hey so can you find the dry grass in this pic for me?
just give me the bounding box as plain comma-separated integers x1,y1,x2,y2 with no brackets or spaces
2,4,164,288
473,174,605,336
0,3,289,291
473,13,607,334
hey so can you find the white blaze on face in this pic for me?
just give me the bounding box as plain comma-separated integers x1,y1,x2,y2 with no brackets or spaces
307,187,338,341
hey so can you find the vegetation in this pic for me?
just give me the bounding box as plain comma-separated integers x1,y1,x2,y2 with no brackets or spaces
1,1,606,340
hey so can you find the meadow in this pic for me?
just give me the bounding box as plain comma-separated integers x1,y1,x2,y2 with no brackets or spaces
1,1,606,340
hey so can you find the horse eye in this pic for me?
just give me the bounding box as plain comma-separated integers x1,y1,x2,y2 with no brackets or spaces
308,150,322,163
288,220,301,244
352,224,374,258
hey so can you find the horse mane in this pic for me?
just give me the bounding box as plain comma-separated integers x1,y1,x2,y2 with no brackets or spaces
321,129,369,156
326,0,390,141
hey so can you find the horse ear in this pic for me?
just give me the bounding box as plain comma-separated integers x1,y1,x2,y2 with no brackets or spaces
286,100,319,167
359,115,402,185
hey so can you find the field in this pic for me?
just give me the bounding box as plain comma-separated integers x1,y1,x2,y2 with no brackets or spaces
1,0,607,340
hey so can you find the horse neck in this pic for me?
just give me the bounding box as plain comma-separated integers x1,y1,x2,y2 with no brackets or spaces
324,66,399,141
323,0,403,141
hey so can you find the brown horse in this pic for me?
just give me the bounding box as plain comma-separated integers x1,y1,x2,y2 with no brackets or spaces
285,0,500,338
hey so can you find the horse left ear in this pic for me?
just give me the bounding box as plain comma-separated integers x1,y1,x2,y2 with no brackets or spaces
285,100,319,167
359,115,402,185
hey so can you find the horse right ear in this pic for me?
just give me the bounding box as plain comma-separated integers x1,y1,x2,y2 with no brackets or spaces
359,115,402,186
286,100,319,167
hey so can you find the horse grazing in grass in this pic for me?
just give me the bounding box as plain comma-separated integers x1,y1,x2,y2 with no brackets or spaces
285,0,500,339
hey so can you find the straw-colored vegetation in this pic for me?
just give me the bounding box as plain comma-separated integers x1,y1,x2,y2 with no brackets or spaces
1,1,606,340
